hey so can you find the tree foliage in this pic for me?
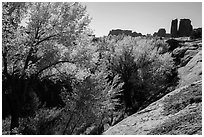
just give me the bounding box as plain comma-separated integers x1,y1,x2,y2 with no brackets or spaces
93,36,178,115
2,2,92,133
2,2,179,135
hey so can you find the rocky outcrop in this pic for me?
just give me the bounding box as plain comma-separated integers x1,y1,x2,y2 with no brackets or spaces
153,28,166,37
178,50,202,87
191,28,202,39
170,39,202,86
108,29,143,37
171,39,201,67
171,19,178,37
132,32,143,37
178,19,193,37
170,19,195,37
166,39,181,52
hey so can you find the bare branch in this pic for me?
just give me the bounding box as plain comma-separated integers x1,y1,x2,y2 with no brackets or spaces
34,34,58,47
36,60,75,77
22,42,33,72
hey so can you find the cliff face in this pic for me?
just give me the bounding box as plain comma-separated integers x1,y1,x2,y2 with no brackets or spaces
170,19,193,37
178,19,193,37
191,28,202,39
171,19,178,37
103,39,202,135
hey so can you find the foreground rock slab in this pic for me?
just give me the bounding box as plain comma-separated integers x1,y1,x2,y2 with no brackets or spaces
178,50,202,87
103,80,202,135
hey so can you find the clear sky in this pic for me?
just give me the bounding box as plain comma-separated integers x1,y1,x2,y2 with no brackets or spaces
82,2,202,37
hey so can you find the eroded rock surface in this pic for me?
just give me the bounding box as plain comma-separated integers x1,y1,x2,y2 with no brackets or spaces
108,29,143,37
103,81,202,135
178,50,202,87
172,40,201,67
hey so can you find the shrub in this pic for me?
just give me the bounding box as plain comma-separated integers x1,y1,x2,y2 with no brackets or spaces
101,36,178,115
2,117,11,135
18,107,63,135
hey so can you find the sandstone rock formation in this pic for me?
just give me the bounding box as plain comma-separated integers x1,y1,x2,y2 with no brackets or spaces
132,31,142,37
178,19,193,37
103,81,202,135
108,29,143,37
170,19,195,37
153,28,166,37
191,28,202,39
171,19,178,37
178,50,202,87
171,39,201,67
166,39,181,52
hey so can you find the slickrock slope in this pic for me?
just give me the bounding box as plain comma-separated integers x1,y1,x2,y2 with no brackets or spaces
103,40,202,135
178,50,202,87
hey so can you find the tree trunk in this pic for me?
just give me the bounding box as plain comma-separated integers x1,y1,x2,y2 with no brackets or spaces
9,93,20,134
9,78,23,134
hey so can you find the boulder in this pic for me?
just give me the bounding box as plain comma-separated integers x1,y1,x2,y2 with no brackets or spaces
170,19,178,37
172,47,188,58
166,39,181,52
172,47,189,66
178,19,193,37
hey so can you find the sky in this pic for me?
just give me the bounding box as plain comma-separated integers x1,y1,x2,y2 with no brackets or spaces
82,2,202,37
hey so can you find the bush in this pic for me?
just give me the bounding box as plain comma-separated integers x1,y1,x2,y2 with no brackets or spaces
100,36,178,115
18,107,63,135
2,117,11,135
2,33,179,134
3,108,63,135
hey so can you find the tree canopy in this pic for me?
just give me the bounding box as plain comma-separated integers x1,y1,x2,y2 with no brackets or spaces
2,2,179,135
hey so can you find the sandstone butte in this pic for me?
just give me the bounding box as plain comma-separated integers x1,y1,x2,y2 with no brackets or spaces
103,38,202,135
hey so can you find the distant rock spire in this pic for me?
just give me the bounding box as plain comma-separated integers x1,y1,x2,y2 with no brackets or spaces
170,19,178,37
178,19,193,37
171,18,193,37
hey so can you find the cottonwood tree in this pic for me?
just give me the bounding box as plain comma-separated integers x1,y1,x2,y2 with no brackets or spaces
95,36,178,116
2,2,91,132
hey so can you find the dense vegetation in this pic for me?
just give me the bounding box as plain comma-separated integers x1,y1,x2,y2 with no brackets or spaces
2,2,179,135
